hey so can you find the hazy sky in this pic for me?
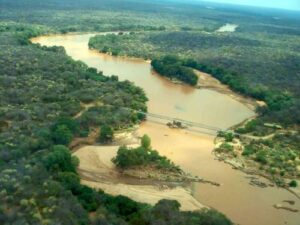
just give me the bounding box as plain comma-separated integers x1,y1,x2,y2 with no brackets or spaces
202,0,300,11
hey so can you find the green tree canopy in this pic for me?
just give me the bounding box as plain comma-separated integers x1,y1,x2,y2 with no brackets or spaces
51,125,73,145
99,125,114,143
141,134,151,149
43,145,79,173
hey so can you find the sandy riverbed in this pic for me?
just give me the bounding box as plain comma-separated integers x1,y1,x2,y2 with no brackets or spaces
74,145,206,211
195,70,260,111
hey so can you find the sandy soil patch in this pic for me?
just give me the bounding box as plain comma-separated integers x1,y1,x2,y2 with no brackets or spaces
216,24,239,32
83,180,204,211
195,70,260,111
73,145,206,211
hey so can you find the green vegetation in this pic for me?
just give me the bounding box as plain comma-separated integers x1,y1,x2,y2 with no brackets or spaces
113,135,181,172
43,145,79,173
151,55,198,86
237,134,299,180
99,124,114,143
235,119,280,136
0,1,234,223
141,134,151,149
242,144,257,156
0,21,150,224
218,131,235,142
289,180,298,188
52,125,74,145
90,0,300,183
216,143,234,153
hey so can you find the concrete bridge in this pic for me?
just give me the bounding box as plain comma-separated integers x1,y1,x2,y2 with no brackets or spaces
130,109,225,136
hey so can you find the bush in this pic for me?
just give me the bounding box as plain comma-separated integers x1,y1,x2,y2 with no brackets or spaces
255,151,268,165
289,180,298,187
105,195,143,221
217,143,234,152
112,135,180,172
53,117,80,134
235,120,260,134
56,172,80,192
151,55,198,86
218,131,234,142
242,145,257,156
99,125,114,143
43,145,78,173
51,125,73,145
141,134,151,149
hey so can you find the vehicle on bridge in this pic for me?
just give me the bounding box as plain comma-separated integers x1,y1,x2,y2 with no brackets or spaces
166,120,188,129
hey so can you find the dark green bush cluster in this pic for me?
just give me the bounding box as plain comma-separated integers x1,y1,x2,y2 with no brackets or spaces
113,135,181,172
99,124,114,143
242,144,257,156
151,55,198,86
289,180,298,187
218,131,235,142
216,143,234,153
50,117,80,145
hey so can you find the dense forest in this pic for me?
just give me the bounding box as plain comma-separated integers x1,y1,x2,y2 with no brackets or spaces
0,0,238,224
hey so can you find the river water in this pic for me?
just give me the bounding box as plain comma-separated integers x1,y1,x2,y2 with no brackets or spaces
31,33,300,225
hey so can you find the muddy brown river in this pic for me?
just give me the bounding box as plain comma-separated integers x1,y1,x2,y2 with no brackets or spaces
32,33,300,225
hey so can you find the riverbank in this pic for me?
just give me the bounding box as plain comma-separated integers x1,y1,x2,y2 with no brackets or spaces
214,132,300,200
87,48,260,112
74,145,206,211
137,122,300,225
194,70,261,111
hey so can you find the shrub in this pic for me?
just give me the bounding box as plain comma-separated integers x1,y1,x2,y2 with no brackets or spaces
112,136,180,172
151,55,198,86
99,125,114,143
51,125,73,145
105,195,143,221
255,151,268,165
43,145,78,173
56,172,80,192
141,134,151,149
218,131,234,142
53,117,80,134
217,143,234,152
242,145,257,156
289,180,298,187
